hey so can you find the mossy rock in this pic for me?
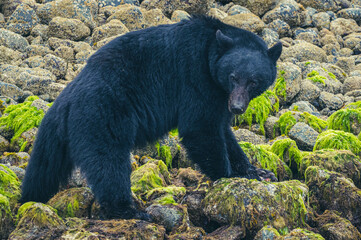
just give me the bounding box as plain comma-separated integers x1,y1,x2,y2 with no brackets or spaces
47,187,94,218
270,138,302,178
313,130,361,156
202,178,308,237
0,152,29,166
254,225,281,240
300,150,361,188
0,194,14,240
240,142,292,180
283,228,325,239
305,166,361,231
0,96,44,144
328,108,361,136
10,202,65,239
236,90,279,135
315,210,361,240
344,101,361,110
0,164,20,207
131,159,171,198
145,186,186,205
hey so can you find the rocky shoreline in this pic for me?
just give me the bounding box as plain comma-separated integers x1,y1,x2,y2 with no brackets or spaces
0,0,361,239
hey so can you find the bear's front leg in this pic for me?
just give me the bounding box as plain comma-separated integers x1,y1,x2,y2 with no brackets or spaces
224,127,277,181
180,127,232,181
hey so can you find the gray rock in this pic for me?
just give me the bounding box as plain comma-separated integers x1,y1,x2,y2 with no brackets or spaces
267,19,292,38
31,98,50,113
208,8,228,20
294,80,321,102
23,56,46,68
318,91,343,110
289,101,320,116
54,46,74,62
294,28,320,46
312,12,330,29
30,24,49,40
91,19,129,44
75,50,94,64
98,0,139,7
336,57,355,74
264,116,280,139
281,42,327,62
337,8,361,24
44,54,67,78
223,13,265,33
227,5,251,16
0,28,29,52
36,0,98,29
233,128,266,145
6,4,40,36
0,152,30,166
146,204,187,232
288,122,319,151
261,28,279,47
9,166,25,181
0,136,10,154
344,35,361,54
297,0,342,12
0,82,25,102
330,18,361,36
276,62,302,103
343,76,361,94
171,10,191,22
48,17,91,41
232,0,277,16
0,46,22,65
262,0,306,27
25,45,52,57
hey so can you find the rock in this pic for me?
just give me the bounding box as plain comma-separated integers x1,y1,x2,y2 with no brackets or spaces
47,187,94,218
0,82,25,102
208,8,228,20
202,178,308,237
0,29,29,52
146,204,188,233
14,68,56,95
344,35,361,54
0,136,10,154
262,0,306,27
0,194,14,240
262,28,279,47
23,56,46,68
59,218,166,239
48,17,91,41
312,12,330,29
227,5,251,15
315,210,361,240
298,0,342,12
0,164,21,206
264,116,280,139
222,13,265,33
289,101,320,116
91,19,129,44
288,122,319,151
25,45,52,58
175,168,205,188
267,19,292,38
43,53,67,79
305,166,361,232
31,98,50,113
0,46,22,65
30,24,49,40
143,8,173,27
107,5,147,31
293,80,321,102
98,0,140,7
343,76,361,94
330,18,361,36
276,62,302,103
254,226,280,240
281,42,327,62
337,8,361,24
336,57,355,74
0,152,29,166
6,4,40,36
283,228,325,239
318,91,343,110
205,225,245,240
232,0,277,16
36,0,98,29
140,0,212,17
294,28,320,46
300,149,361,187
233,128,266,145
171,10,191,22
54,46,74,61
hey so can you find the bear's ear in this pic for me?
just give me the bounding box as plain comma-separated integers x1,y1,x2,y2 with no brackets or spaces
268,42,282,62
216,30,233,50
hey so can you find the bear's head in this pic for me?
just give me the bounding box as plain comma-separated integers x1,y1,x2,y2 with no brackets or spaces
214,30,282,115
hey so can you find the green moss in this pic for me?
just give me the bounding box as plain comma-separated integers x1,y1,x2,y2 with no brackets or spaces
239,142,281,178
305,62,311,66
0,164,20,204
271,138,302,171
307,70,326,86
313,130,361,156
237,90,279,135
19,140,28,152
0,96,44,143
0,194,11,220
328,108,361,133
131,160,170,197
300,112,327,133
344,101,361,110
277,112,297,135
159,145,172,168
274,70,287,101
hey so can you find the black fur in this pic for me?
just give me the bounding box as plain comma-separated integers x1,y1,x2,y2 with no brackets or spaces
20,16,282,219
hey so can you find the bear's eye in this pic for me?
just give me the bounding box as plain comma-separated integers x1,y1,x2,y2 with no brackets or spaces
250,81,258,87
229,74,237,83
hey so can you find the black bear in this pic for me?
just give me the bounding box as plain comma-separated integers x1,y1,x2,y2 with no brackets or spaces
20,16,282,219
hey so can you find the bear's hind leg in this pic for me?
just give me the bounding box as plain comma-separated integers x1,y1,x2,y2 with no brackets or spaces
78,147,149,220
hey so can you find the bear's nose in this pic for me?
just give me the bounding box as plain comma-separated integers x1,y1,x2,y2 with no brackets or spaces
230,105,245,114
